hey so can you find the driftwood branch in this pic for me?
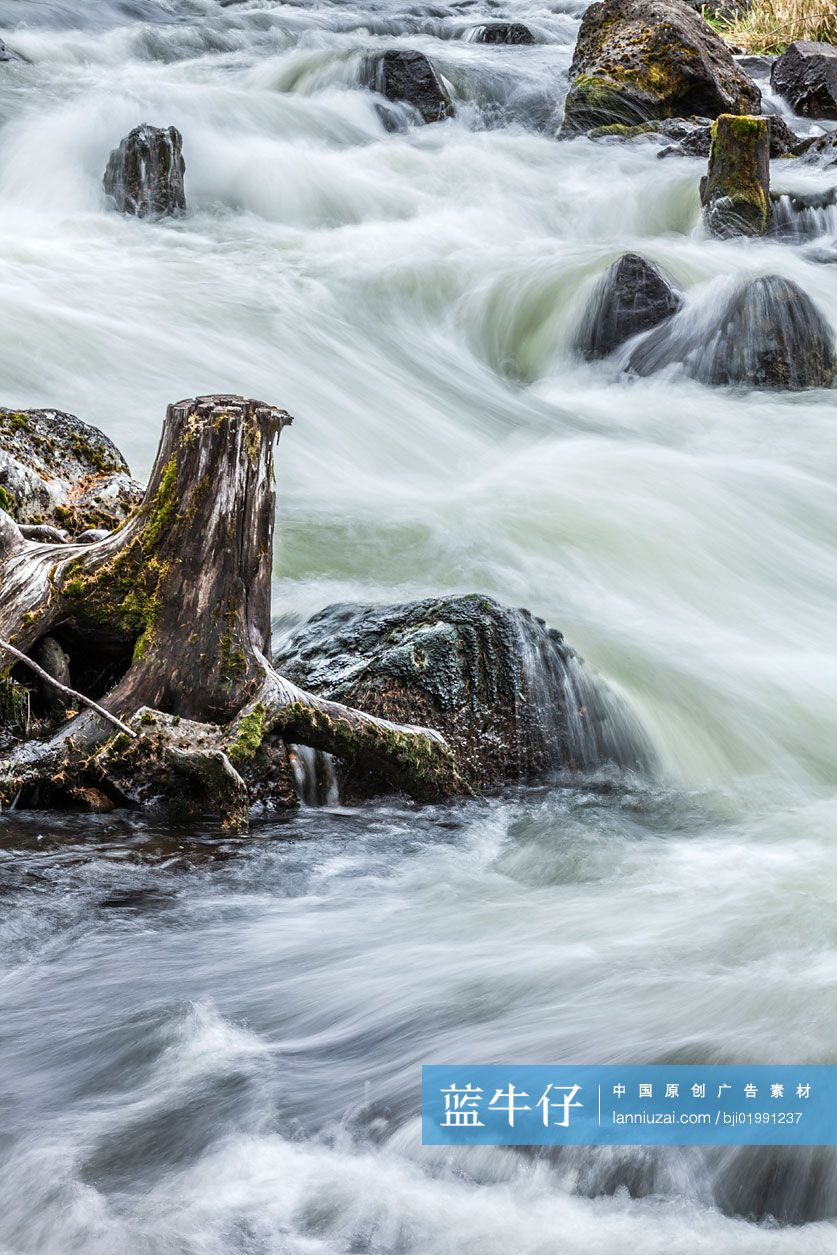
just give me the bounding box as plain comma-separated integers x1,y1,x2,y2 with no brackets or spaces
0,636,137,738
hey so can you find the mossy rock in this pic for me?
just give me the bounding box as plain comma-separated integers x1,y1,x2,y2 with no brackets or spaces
0,406,143,534
560,0,761,136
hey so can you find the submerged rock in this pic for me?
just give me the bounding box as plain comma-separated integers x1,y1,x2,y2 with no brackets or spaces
575,253,682,360
363,50,454,126
103,124,186,218
0,38,29,65
771,41,837,120
467,23,535,45
274,594,652,793
626,275,836,390
560,0,761,137
0,407,143,533
700,114,771,238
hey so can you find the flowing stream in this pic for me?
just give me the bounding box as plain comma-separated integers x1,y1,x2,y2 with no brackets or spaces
1,2,836,1251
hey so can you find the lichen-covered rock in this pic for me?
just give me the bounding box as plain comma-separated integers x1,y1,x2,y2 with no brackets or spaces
0,407,143,534
560,0,761,137
103,124,186,218
0,38,29,65
363,50,454,125
771,41,837,121
700,114,771,237
274,594,652,794
626,275,836,390
468,23,535,45
575,253,682,360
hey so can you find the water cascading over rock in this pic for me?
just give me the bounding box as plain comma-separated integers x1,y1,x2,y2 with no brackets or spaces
467,23,535,46
363,50,454,126
771,40,837,120
559,0,761,137
575,254,682,359
274,595,653,795
700,114,771,238
103,124,186,218
625,275,837,390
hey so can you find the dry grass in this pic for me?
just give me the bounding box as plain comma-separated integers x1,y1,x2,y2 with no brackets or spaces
713,0,837,53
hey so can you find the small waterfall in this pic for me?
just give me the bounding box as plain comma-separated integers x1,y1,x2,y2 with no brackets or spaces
770,189,837,241
513,617,655,780
287,743,341,807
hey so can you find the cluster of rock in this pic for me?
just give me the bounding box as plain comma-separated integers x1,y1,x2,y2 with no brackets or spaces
575,254,836,390
560,0,760,137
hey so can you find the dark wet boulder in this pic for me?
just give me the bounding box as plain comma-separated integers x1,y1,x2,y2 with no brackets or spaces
363,50,454,125
792,130,837,167
0,407,143,534
700,114,771,237
274,595,652,794
0,38,29,65
468,23,535,45
626,275,836,390
560,0,761,137
771,41,837,120
575,253,682,360
103,124,186,218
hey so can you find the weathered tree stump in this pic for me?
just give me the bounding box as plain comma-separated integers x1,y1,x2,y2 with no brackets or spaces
700,114,771,239
0,396,464,826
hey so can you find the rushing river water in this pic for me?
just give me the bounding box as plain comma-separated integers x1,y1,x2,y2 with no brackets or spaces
1,2,837,1251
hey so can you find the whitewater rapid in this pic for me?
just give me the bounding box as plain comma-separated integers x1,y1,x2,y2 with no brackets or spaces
0,2,836,1252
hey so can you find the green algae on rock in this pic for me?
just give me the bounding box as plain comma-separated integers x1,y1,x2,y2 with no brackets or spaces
560,0,761,136
700,113,771,237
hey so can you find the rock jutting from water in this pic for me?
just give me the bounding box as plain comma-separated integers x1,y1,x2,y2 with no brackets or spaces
700,114,771,238
0,407,143,536
274,595,653,795
467,23,535,46
363,50,454,126
575,253,682,360
103,124,186,218
771,40,837,120
559,0,761,137
625,275,837,390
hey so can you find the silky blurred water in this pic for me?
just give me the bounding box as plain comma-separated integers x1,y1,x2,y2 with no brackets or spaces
0,2,836,1251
